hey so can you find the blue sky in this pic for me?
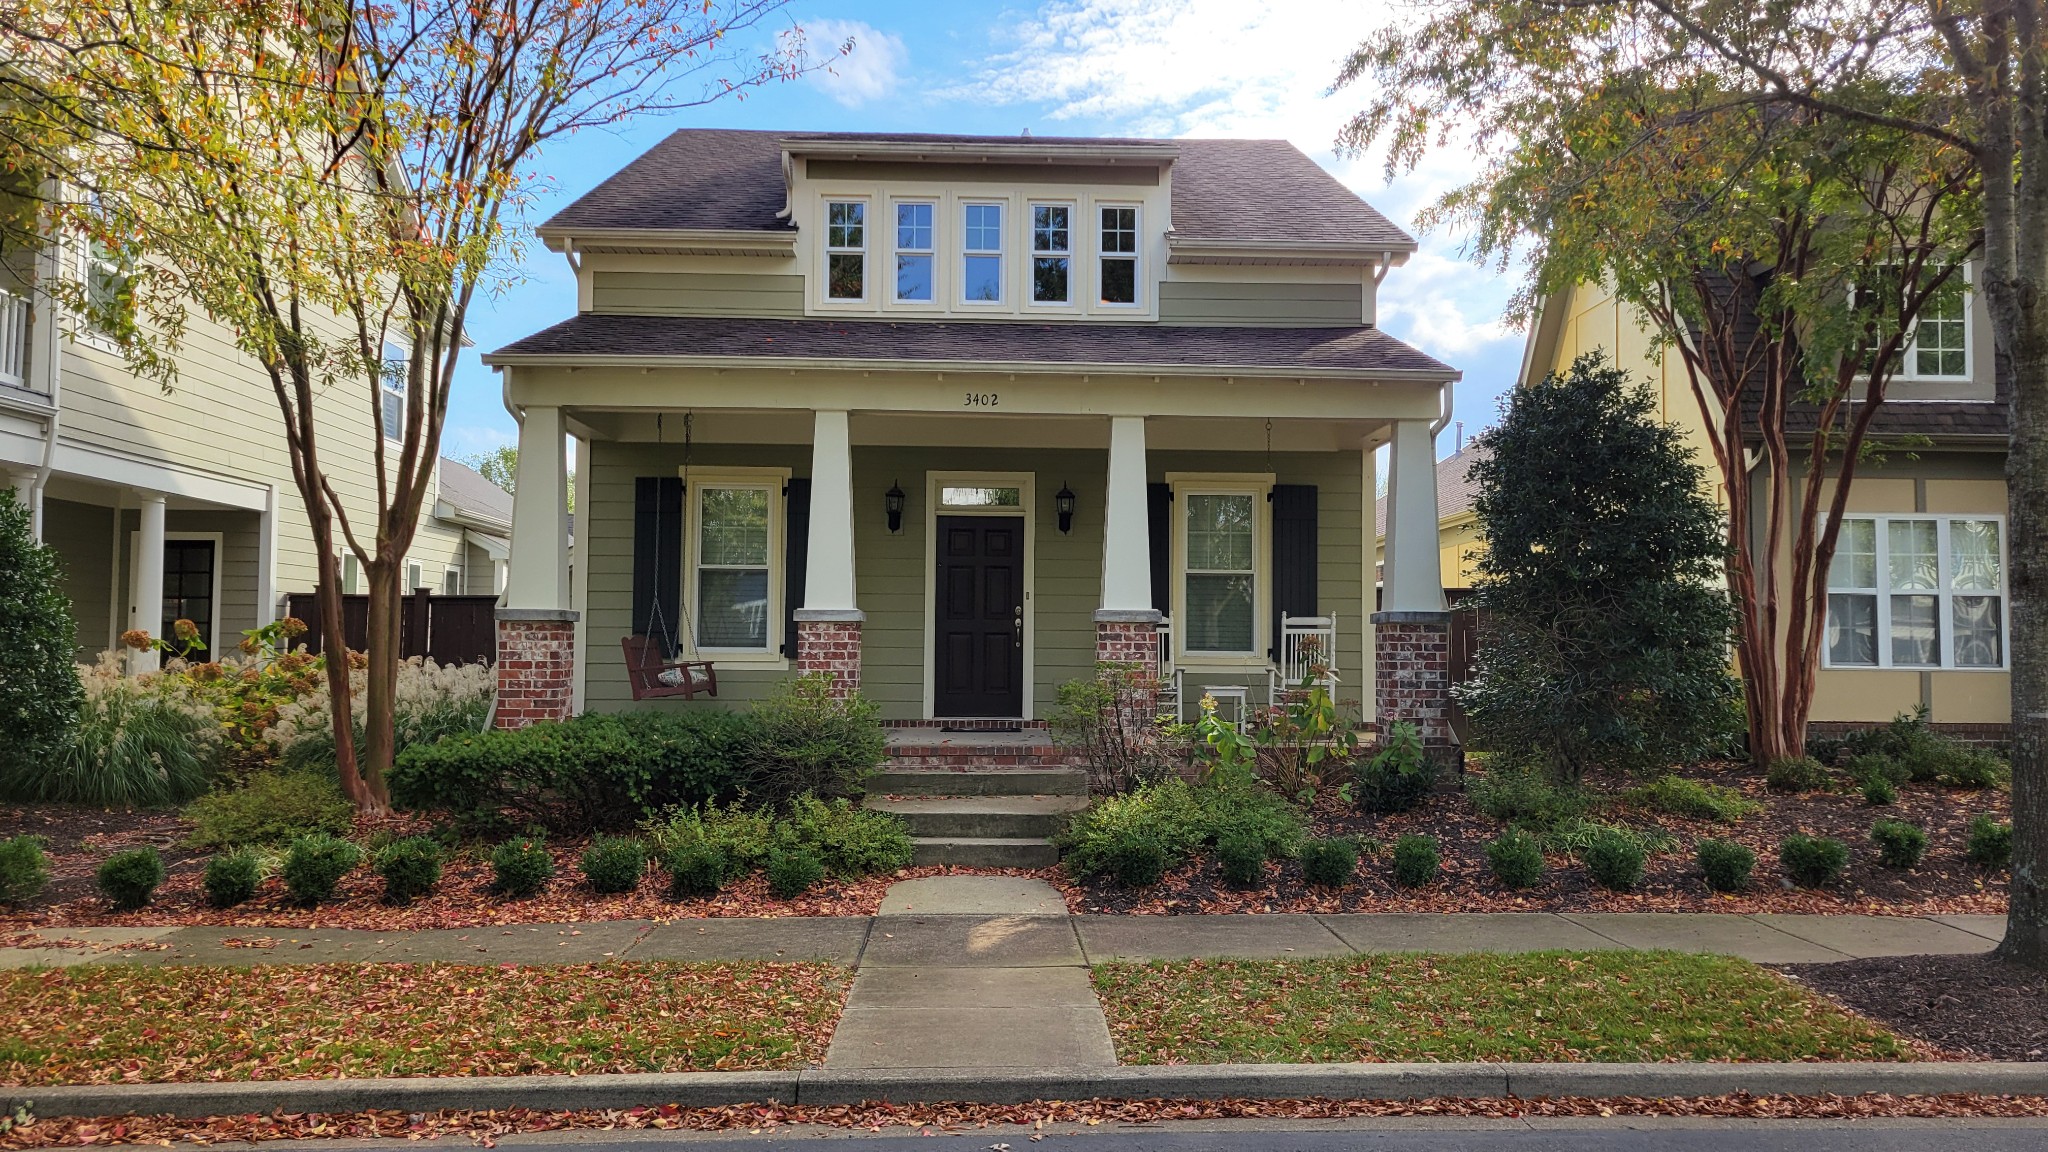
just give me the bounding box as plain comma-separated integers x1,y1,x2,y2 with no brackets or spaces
444,0,1520,463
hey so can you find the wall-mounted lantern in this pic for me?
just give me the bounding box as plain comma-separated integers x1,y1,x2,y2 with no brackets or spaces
1055,483,1077,535
885,481,906,534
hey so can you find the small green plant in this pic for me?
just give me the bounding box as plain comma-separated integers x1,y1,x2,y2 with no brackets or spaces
1581,829,1647,891
182,772,355,850
96,846,164,910
1539,818,1675,857
1625,775,1759,823
1696,838,1756,892
1937,749,2009,790
1861,774,1897,806
490,836,554,897
1466,765,1588,830
1966,815,2013,869
1780,834,1850,888
1106,832,1170,887
1216,830,1267,888
1869,819,1928,870
375,837,444,904
1844,707,2010,789
580,835,648,895
1847,753,1910,788
203,848,263,907
282,832,363,905
662,839,729,900
781,794,917,878
1484,828,1545,889
765,846,826,899
0,836,50,905
1766,756,1829,793
1391,834,1440,888
1298,837,1357,888
1354,722,1436,814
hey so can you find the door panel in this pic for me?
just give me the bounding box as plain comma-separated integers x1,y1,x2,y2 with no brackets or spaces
934,516,1025,717
161,539,216,661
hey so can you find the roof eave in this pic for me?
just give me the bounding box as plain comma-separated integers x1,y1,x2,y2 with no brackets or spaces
536,225,797,256
1167,236,1418,263
480,349,1459,383
780,138,1179,165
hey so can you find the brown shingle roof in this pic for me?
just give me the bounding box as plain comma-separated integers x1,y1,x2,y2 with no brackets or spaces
1372,441,1492,540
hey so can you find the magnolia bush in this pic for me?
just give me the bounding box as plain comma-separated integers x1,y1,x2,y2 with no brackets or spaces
268,658,493,773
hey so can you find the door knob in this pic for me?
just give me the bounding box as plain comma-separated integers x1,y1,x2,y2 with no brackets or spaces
1014,605,1023,648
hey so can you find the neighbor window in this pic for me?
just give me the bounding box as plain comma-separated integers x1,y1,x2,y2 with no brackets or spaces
405,560,425,591
1825,515,2006,669
895,202,934,302
1183,491,1257,654
962,202,1004,302
1861,264,1971,379
825,200,866,301
694,484,774,651
1030,204,1071,304
442,566,462,596
1099,205,1138,305
341,552,363,595
380,340,407,441
78,193,133,339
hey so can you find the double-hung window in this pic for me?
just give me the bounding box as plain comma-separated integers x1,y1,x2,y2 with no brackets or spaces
962,202,1004,302
77,194,133,342
1183,490,1258,655
1099,205,1138,306
1862,264,1971,380
825,201,866,301
379,340,407,441
694,482,776,652
894,202,934,302
1030,204,1071,304
1825,515,2006,669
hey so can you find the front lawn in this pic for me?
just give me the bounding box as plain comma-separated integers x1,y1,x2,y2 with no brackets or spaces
1094,950,1912,1065
0,960,847,1084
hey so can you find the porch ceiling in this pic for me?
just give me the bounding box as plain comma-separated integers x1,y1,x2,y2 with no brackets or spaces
566,409,1395,451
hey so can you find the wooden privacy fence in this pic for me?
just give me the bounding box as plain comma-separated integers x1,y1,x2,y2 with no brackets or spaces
282,590,498,666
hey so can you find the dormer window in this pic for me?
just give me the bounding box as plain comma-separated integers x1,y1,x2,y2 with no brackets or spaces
962,202,1004,303
1031,204,1071,304
826,201,866,301
895,202,934,302
1100,206,1138,306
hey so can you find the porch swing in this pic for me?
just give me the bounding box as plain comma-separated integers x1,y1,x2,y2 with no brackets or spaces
622,413,719,701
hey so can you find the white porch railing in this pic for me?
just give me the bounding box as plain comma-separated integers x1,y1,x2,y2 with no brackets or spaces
0,289,27,390
1152,613,1341,726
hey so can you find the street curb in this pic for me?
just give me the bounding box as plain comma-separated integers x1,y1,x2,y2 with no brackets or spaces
10,1063,2048,1119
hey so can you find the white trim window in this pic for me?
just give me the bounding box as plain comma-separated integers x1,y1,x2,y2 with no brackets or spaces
76,194,133,344
1181,488,1260,656
1862,263,1972,380
961,202,1004,303
380,340,408,441
894,201,935,303
442,565,462,595
689,476,782,653
825,200,866,301
341,552,363,595
1825,514,2007,670
1098,205,1139,306
1030,204,1072,305
405,559,425,592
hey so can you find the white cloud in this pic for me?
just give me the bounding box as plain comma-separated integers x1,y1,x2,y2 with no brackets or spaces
806,18,906,107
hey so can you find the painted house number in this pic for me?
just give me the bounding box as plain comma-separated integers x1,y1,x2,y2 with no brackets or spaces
963,392,999,407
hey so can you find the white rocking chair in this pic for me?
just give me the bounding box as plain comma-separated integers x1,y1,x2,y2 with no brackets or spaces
1154,616,1184,722
1271,613,1340,705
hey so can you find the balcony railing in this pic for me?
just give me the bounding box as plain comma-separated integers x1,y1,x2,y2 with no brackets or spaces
0,288,28,390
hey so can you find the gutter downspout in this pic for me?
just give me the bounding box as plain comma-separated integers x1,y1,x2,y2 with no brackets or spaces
28,188,65,538
1430,379,1455,438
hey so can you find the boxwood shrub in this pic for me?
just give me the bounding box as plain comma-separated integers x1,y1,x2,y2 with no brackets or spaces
375,836,444,904
491,835,555,897
765,846,826,899
1298,837,1357,888
1696,838,1755,892
1217,830,1267,887
1780,834,1849,888
1869,818,1928,870
203,848,263,908
1581,829,1646,891
1485,828,1545,889
97,846,164,910
1967,816,2013,869
1391,834,1440,888
581,835,649,895
0,835,50,906
283,833,363,905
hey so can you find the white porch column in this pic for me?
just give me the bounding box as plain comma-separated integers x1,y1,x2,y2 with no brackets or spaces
255,483,279,626
1381,418,1446,614
795,409,862,697
1098,415,1154,615
129,491,167,674
1372,417,1455,758
505,405,569,610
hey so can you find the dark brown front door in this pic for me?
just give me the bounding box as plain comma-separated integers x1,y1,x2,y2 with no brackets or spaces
935,516,1024,717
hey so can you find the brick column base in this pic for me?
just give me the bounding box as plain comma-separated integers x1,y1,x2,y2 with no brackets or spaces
494,609,579,730
1094,610,1163,720
1372,610,1456,757
794,612,863,699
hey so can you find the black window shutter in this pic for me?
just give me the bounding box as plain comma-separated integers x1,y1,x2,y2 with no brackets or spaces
1270,484,1318,659
633,476,685,655
782,478,812,658
1146,482,1172,615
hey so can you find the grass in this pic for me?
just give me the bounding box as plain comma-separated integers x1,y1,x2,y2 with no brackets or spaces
1,960,848,1084
1093,951,1911,1065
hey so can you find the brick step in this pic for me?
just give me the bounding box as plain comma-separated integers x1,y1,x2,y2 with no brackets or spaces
882,755,1083,772
864,794,1088,839
869,767,1089,797
910,836,1062,869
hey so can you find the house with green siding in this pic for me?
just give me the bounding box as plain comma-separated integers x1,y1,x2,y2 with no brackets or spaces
483,130,1463,747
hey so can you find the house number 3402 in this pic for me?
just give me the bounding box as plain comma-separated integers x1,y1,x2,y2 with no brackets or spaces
963,392,999,407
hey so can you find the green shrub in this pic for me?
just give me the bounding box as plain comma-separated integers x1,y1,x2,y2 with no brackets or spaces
1106,832,1169,887
642,801,778,881
1936,749,2009,790
490,836,554,897
662,840,729,900
1540,818,1675,857
765,846,826,899
1391,834,1440,888
1848,753,1910,788
282,833,362,905
0,490,84,802
1625,775,1759,823
1967,816,2013,869
1353,722,1436,814
1869,819,1927,870
1581,829,1646,891
375,836,443,903
1217,831,1267,887
36,659,220,808
781,794,915,878
1780,834,1849,888
96,846,165,910
1298,838,1357,888
1049,664,1176,794
1766,756,1829,793
1844,707,2010,789
580,835,648,895
203,848,263,907
183,772,355,850
1055,776,1303,881
0,836,50,905
1466,766,1589,831
1485,828,1545,889
735,675,888,802
1861,774,1898,806
1696,838,1756,892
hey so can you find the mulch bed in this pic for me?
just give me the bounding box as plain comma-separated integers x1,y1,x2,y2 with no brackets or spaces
8,1094,2048,1147
1779,953,2048,1061
1060,761,2010,916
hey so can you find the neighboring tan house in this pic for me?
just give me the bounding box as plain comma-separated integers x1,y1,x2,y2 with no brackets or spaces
0,176,492,665
482,129,1464,746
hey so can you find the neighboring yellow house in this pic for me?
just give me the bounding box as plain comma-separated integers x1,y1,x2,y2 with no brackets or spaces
1372,441,1490,594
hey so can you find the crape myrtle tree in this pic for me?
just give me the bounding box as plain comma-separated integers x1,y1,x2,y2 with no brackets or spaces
1332,5,1977,769
1460,353,1737,782
0,0,832,809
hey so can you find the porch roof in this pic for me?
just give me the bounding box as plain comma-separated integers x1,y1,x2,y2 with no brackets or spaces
484,314,1458,379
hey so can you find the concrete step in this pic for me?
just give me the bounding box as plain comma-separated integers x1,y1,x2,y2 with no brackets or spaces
911,836,1062,869
866,794,1089,839
869,767,1088,797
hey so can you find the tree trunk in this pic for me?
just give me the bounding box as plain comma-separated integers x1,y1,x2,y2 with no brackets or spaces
361,555,400,808
306,505,367,808
2005,339,2048,966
